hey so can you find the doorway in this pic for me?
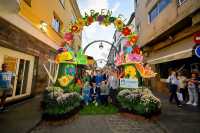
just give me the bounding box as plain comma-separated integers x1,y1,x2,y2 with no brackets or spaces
0,47,34,101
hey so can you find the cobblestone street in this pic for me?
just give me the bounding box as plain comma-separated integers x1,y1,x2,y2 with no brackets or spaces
30,115,166,133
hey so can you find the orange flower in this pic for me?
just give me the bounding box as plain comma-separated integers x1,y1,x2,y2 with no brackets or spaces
122,27,131,36
71,24,80,33
76,18,85,30
87,16,94,25
129,35,138,45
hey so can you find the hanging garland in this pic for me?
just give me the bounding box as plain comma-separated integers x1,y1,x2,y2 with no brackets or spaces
62,9,138,47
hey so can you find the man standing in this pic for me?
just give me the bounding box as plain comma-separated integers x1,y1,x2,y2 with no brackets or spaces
0,63,15,112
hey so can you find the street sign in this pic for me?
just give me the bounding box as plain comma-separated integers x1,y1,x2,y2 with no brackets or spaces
120,78,138,88
195,45,200,58
194,32,200,44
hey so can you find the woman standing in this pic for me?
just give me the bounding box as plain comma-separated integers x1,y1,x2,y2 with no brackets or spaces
186,73,198,106
177,72,187,102
167,70,182,107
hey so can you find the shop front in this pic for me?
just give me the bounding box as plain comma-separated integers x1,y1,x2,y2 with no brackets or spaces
0,46,35,101
146,35,198,94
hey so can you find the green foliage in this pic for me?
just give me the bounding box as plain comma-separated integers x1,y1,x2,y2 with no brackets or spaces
117,88,161,116
80,104,118,115
66,83,81,94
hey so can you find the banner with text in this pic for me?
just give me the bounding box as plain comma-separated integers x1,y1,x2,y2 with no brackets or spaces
120,78,138,88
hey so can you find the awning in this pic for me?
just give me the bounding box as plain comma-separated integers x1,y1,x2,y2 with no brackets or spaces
147,36,195,64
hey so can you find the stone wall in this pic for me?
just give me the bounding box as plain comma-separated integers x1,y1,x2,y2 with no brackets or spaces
0,17,56,95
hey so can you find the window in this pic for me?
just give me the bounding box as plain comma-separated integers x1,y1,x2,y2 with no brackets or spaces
149,6,158,23
134,0,138,8
52,15,62,33
24,0,32,7
159,0,171,12
59,0,65,8
148,0,171,23
177,0,187,6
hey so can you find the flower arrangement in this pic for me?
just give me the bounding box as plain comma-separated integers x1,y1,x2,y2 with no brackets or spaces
126,53,143,63
135,64,157,78
42,86,82,119
117,88,161,116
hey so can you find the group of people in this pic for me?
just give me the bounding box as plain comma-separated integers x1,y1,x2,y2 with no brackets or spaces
81,69,119,106
167,70,200,107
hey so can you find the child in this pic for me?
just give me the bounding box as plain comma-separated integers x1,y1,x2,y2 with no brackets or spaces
82,82,91,105
90,83,100,106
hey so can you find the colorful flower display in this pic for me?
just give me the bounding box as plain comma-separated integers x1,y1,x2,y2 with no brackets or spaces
55,51,73,63
135,64,157,78
125,65,136,79
58,75,73,87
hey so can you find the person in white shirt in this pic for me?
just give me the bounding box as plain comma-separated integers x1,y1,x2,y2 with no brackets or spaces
108,70,119,105
167,70,182,107
177,72,187,102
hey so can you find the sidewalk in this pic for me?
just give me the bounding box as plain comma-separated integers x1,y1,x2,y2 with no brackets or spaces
0,95,42,133
155,92,200,133
0,92,200,133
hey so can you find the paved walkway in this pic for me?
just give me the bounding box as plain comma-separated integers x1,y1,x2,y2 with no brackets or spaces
30,115,165,133
0,92,200,133
0,95,42,133
155,92,200,133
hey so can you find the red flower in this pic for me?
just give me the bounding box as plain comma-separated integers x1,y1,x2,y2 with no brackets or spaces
133,46,140,54
64,32,73,42
87,16,94,25
122,27,131,36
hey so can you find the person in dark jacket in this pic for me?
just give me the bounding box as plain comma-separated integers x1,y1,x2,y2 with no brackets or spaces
90,83,100,104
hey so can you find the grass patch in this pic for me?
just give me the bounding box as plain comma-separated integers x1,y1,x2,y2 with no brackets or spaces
79,104,119,115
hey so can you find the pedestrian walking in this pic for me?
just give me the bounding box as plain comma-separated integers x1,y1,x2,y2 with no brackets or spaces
167,70,182,107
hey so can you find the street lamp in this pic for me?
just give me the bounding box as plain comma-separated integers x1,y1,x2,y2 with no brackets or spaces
99,42,104,49
40,21,47,33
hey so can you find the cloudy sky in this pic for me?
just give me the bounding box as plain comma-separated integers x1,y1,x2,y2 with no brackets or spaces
76,0,134,67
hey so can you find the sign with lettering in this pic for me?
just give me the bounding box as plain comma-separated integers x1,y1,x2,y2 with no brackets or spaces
194,32,200,44
120,78,138,88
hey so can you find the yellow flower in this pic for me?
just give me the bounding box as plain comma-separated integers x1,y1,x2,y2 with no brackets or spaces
114,18,124,30
76,18,85,29
102,17,110,27
59,52,73,62
125,65,136,78
58,75,73,87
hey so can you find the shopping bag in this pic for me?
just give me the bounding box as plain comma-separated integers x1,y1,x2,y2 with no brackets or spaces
176,92,183,102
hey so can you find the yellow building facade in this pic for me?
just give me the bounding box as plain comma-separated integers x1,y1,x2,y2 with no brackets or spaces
19,0,82,51
0,0,82,102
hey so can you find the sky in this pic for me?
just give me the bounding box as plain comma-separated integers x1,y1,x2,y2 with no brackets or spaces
76,0,134,67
